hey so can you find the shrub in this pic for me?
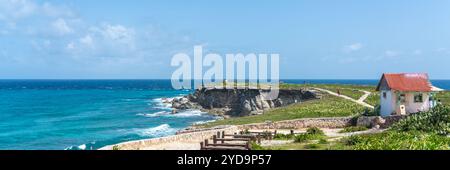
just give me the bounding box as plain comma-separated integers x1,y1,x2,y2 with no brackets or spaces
112,145,120,150
339,126,369,133
304,143,321,149
249,142,265,150
306,127,324,135
362,105,380,116
347,131,450,150
391,104,450,135
318,138,328,144
273,133,295,140
343,135,363,146
294,133,325,143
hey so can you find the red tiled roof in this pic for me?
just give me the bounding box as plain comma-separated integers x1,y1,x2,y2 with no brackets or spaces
376,73,432,92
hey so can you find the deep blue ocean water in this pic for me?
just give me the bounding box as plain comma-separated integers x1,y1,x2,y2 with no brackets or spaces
0,79,448,150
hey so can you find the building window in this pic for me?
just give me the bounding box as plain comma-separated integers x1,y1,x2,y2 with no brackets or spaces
398,93,406,103
414,93,423,103
383,92,387,99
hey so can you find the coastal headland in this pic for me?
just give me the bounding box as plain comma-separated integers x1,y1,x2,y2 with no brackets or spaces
101,83,449,150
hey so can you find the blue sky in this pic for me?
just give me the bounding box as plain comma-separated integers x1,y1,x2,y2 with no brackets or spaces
1,0,450,79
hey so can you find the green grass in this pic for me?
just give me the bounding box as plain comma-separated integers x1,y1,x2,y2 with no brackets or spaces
436,91,450,106
200,94,366,127
280,83,373,100
342,131,450,150
339,126,369,133
260,139,350,150
365,93,380,106
273,133,296,140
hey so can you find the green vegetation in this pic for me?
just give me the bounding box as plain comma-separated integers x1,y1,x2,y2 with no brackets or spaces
339,126,369,133
365,93,380,106
273,133,295,140
339,105,450,150
343,131,450,150
362,105,380,116
249,142,265,150
280,83,372,100
391,104,450,135
294,127,326,143
436,91,450,106
112,145,120,150
201,94,366,127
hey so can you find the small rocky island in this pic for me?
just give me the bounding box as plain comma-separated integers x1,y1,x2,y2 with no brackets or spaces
171,87,319,117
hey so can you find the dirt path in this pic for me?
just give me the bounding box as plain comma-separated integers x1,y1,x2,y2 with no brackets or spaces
313,88,374,109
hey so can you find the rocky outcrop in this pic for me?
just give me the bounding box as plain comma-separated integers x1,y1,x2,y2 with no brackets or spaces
172,88,318,117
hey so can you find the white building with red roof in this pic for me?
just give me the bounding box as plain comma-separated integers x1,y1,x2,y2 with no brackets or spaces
376,73,443,117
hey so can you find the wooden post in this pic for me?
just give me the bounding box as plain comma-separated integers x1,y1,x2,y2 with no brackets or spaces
217,132,221,138
200,142,204,150
257,137,261,144
274,130,277,135
221,131,225,144
246,142,250,150
213,135,217,144
290,130,294,135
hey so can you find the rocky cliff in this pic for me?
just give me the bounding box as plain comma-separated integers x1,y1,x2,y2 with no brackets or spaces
172,88,318,117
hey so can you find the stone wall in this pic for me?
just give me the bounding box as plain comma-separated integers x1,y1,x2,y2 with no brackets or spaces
357,115,409,128
238,117,354,130
99,126,239,150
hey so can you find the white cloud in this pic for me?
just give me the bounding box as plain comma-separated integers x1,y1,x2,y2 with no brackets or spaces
385,50,400,57
79,35,93,47
412,49,422,55
98,24,135,44
51,18,73,35
343,43,363,52
66,42,75,50
0,0,37,20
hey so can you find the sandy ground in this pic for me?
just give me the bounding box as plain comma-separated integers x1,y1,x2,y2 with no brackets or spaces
140,141,201,150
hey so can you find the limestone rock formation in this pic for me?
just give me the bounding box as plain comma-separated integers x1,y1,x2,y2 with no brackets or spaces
172,88,318,117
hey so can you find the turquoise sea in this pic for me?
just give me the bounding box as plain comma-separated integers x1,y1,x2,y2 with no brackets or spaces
0,79,448,150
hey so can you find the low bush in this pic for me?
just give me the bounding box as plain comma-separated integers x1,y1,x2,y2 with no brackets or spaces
362,105,380,116
306,127,325,135
304,143,321,149
339,126,369,133
273,133,295,140
249,142,265,150
346,131,450,150
294,127,326,143
391,105,450,135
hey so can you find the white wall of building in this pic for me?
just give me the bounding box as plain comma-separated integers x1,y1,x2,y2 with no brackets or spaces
404,92,430,113
380,91,431,117
380,90,395,117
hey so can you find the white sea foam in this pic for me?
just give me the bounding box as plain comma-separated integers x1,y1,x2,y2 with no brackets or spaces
136,111,170,118
133,124,177,137
78,144,86,150
192,120,217,125
170,110,204,118
137,109,208,118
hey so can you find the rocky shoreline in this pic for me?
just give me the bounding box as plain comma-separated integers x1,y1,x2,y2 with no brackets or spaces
169,87,319,117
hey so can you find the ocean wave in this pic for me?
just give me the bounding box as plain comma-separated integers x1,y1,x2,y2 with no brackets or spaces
192,120,217,125
169,110,205,118
132,124,177,137
136,109,207,118
150,97,179,110
65,141,96,150
136,111,170,118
